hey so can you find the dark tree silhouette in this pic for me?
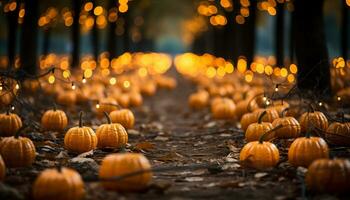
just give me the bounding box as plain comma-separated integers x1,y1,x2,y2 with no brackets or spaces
293,0,331,96
107,0,117,58
341,1,349,60
71,0,82,68
6,0,20,69
20,0,39,76
275,3,284,66
91,0,100,60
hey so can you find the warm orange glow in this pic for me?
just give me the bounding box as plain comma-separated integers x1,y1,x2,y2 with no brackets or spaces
94,6,103,16
289,64,298,74
84,2,93,12
237,57,247,73
235,15,245,24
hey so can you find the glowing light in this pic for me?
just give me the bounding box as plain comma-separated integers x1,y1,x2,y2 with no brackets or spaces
82,76,87,84
287,74,295,83
337,96,341,101
244,70,253,82
96,103,100,109
84,69,93,78
318,102,323,107
15,83,20,90
237,58,247,73
138,67,148,77
289,64,298,74
280,68,288,77
94,6,103,16
123,80,130,88
109,77,117,85
48,75,55,84
84,2,93,11
63,70,70,78
71,82,76,90
264,65,273,75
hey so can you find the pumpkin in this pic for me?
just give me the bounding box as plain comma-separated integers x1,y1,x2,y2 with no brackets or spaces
0,91,15,106
211,98,236,120
140,81,156,96
240,112,257,131
96,112,128,148
288,135,329,167
306,158,350,194
299,110,328,134
23,79,40,93
32,167,85,200
270,100,290,116
109,109,135,129
41,107,68,132
272,109,301,139
56,90,77,106
325,121,350,146
245,111,274,142
99,153,152,192
95,97,118,117
64,112,97,153
236,98,259,119
240,130,280,170
155,75,177,89
129,92,143,107
0,155,5,180
253,108,279,123
0,111,22,137
117,93,130,108
0,134,36,167
188,90,209,109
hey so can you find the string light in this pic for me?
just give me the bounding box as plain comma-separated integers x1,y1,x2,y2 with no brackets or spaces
263,96,267,102
318,101,323,107
15,83,20,90
11,105,15,111
266,100,271,106
82,75,87,84
274,86,279,92
109,77,117,85
71,82,76,90
337,96,341,101
96,102,100,109
0,83,2,91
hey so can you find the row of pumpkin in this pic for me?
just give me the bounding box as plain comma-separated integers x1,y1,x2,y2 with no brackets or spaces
187,73,350,193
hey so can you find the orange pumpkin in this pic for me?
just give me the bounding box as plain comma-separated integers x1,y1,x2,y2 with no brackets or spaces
116,93,130,108
272,109,301,139
109,109,135,129
240,112,256,131
288,136,329,167
253,108,279,123
299,111,328,134
188,90,209,109
0,135,36,167
99,153,152,192
211,98,236,120
23,79,40,93
128,92,143,107
41,107,68,132
240,135,280,170
245,111,274,142
140,81,156,96
56,90,77,106
306,158,350,194
325,121,350,146
95,97,118,117
0,155,5,180
0,111,22,137
32,167,85,200
64,112,97,153
96,112,128,148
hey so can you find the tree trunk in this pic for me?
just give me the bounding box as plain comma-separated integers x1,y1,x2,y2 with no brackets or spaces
20,0,38,76
294,0,331,96
341,1,349,61
71,0,81,68
276,3,284,66
42,28,51,57
223,10,235,61
122,12,130,52
107,0,117,58
7,0,19,69
91,0,99,60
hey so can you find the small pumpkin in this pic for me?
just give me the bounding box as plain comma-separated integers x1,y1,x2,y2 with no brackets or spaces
240,129,280,170
306,158,350,194
99,153,152,192
188,90,209,109
0,110,22,137
0,155,5,180
245,111,274,142
128,92,143,107
96,112,128,148
272,108,301,139
288,135,329,167
56,90,77,106
299,109,328,134
140,81,156,96
32,167,85,200
109,109,135,129
325,122,350,146
64,112,97,153
41,106,68,132
23,79,40,93
253,108,279,123
0,131,36,168
240,112,257,131
155,75,177,89
95,97,118,117
117,93,130,108
211,98,236,120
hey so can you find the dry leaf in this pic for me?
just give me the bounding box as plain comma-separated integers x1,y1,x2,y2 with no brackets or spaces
254,172,268,179
184,177,203,182
135,141,155,151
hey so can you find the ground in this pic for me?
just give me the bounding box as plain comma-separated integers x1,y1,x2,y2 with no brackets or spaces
1,73,349,200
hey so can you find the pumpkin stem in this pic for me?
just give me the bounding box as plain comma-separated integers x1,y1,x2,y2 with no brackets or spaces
103,111,112,124
14,124,27,139
6,108,9,115
281,108,289,118
307,103,315,113
258,124,283,144
53,102,57,111
57,165,62,172
257,110,267,124
79,111,83,127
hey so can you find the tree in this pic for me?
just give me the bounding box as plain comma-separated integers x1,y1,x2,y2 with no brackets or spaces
341,1,349,61
275,3,284,66
293,0,331,96
71,0,82,68
6,0,20,69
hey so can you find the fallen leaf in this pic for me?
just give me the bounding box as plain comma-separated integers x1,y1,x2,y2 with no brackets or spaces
135,141,155,151
154,136,169,141
157,151,184,162
184,177,203,182
76,150,94,158
204,121,217,128
254,172,268,179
